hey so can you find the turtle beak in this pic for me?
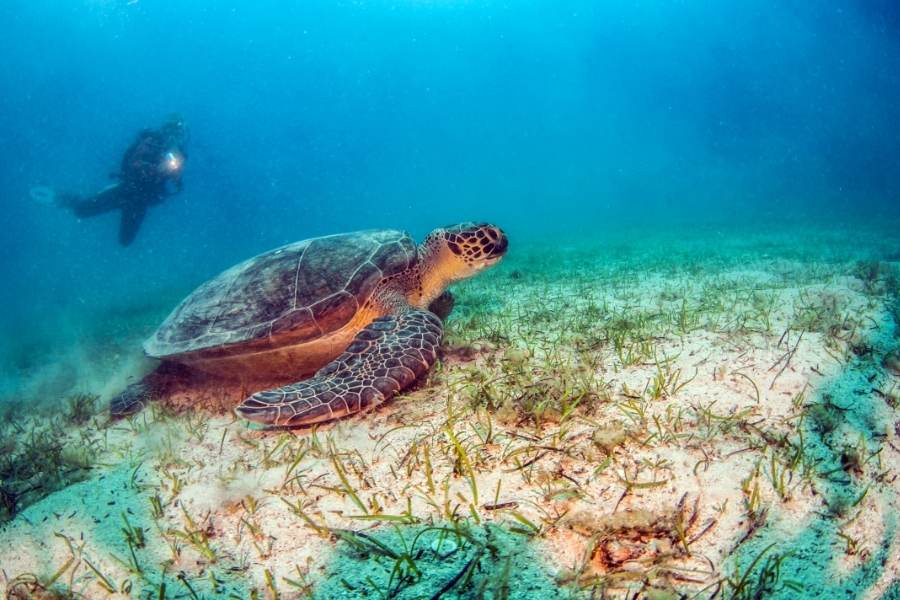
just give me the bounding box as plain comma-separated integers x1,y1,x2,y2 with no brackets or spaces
484,227,508,260
489,231,508,258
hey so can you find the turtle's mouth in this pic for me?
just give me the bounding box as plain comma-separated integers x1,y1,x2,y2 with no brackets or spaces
487,233,508,258
480,229,508,263
476,253,505,272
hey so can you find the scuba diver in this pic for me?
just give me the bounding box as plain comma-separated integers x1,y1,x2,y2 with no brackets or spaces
35,115,189,246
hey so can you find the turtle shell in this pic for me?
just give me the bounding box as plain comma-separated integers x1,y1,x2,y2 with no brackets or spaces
144,229,417,359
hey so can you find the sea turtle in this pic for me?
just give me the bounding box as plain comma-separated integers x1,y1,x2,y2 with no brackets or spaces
110,223,508,426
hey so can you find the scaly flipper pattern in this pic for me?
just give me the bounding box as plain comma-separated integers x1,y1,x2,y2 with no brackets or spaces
110,381,154,418
235,310,443,426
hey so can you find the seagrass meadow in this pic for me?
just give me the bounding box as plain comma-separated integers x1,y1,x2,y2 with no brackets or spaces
1,222,898,599
3,1,900,598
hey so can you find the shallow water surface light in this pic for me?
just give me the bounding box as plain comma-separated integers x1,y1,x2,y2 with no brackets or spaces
1,1,899,599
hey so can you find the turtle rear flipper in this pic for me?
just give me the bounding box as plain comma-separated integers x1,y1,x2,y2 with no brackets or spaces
110,381,153,418
236,310,443,427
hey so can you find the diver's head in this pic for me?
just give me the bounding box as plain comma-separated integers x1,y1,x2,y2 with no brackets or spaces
419,223,508,295
163,112,185,129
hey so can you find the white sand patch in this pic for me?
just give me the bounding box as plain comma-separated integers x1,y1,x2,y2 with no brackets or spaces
1,250,898,598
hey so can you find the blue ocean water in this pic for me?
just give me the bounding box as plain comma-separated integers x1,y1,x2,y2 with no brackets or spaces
2,1,899,367
0,3,899,597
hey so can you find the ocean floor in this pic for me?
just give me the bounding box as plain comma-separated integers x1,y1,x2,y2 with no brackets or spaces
1,225,899,599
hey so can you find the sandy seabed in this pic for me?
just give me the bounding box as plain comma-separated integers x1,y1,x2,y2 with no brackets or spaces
1,227,899,599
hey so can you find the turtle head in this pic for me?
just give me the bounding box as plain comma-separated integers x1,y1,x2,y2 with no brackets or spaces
438,222,508,268
417,223,508,305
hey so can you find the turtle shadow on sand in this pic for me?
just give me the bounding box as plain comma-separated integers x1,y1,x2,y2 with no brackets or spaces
108,223,509,428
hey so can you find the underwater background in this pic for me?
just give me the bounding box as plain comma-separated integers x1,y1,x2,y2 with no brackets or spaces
1,1,900,599
3,0,900,396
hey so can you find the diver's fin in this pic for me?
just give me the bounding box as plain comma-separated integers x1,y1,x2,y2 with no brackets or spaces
236,310,443,427
29,186,57,206
119,203,147,246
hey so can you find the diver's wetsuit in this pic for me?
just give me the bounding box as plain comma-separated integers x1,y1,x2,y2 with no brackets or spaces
61,121,187,246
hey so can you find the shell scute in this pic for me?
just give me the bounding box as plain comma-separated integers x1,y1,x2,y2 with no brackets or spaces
310,292,358,329
145,230,414,358
371,240,416,277
270,308,317,336
208,246,299,334
345,262,383,302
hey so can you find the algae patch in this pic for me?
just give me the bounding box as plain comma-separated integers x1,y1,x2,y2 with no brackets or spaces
0,393,103,523
315,523,569,599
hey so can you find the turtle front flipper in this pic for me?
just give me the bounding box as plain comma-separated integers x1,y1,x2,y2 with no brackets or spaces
236,310,443,427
